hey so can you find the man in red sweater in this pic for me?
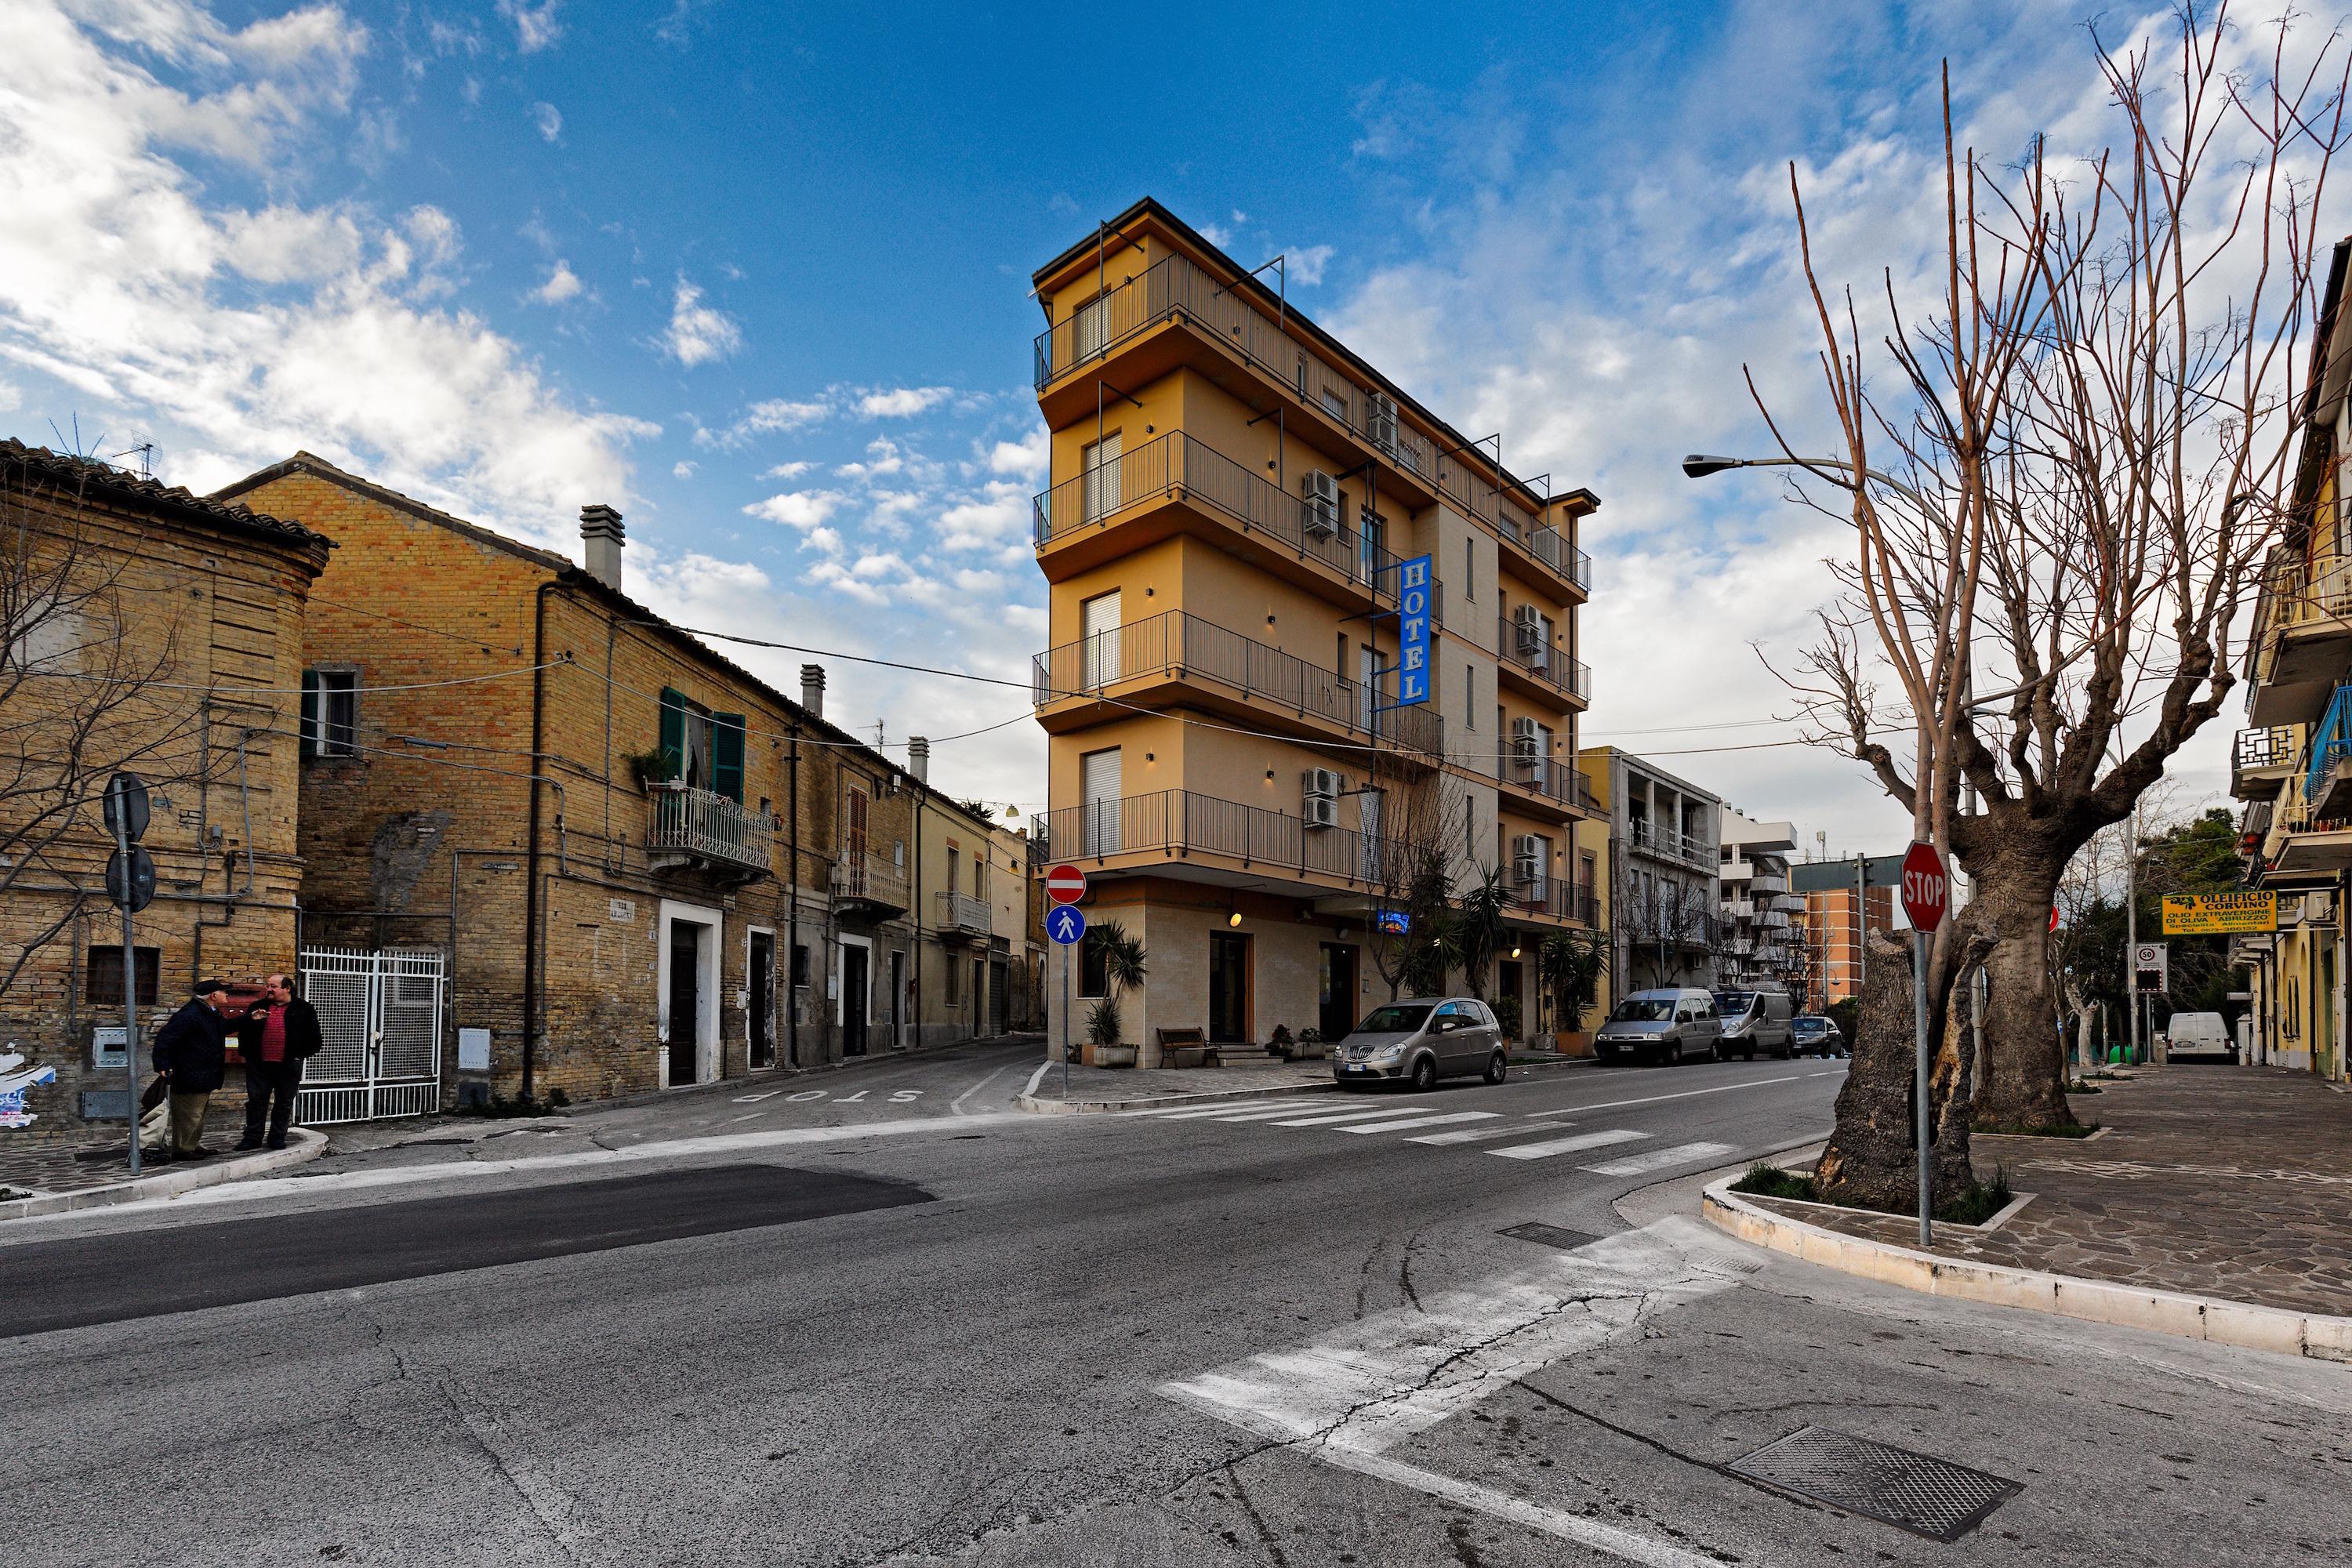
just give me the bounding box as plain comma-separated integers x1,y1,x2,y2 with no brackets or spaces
235,973,322,1150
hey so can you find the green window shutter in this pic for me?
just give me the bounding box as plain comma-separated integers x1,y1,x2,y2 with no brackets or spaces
712,713,746,803
299,670,320,758
659,688,688,782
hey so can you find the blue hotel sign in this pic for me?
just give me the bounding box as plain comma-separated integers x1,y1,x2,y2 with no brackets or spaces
1395,554,1432,706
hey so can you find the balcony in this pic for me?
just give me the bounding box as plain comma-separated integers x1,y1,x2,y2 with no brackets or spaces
1435,453,1594,597
2249,548,2352,724
1035,429,1427,614
1499,753,1584,818
645,784,771,880
1749,872,1788,896
1033,250,1439,488
1036,787,1406,894
935,890,991,940
831,851,910,919
2232,724,2301,800
1508,880,1601,926
1033,608,1444,764
1494,613,1593,708
1626,819,1713,869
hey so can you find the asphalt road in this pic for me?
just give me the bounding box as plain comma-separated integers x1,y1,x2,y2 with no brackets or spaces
8,1048,2348,1567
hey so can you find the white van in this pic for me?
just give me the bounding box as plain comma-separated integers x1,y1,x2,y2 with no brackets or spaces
1594,989,1722,1066
1713,988,1795,1059
2159,1011,2235,1065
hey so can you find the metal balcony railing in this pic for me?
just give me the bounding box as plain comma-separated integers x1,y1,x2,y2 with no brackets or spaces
935,890,991,935
1031,608,1445,759
1033,430,1410,598
645,784,771,875
1038,788,1408,887
1749,872,1788,896
831,851,910,911
2236,725,2299,772
1034,250,1439,479
1502,753,1581,809
1506,880,1600,924
1626,820,1714,869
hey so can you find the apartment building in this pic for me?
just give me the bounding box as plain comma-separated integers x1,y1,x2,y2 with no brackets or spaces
214,452,1012,1115
0,441,332,1134
2230,234,2352,1083
1577,746,1718,1009
1028,201,1599,1060
1717,808,1802,989
1800,880,1894,1011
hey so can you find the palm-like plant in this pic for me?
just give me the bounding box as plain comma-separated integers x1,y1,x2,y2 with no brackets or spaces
1084,920,1148,1044
1539,930,1608,1035
1453,864,1510,1000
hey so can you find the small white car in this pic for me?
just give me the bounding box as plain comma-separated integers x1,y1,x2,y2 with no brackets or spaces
1334,998,1508,1091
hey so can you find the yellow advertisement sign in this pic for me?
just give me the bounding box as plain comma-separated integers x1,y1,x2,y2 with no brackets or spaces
2160,892,2277,935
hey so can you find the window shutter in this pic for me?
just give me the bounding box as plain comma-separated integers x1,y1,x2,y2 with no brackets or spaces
299,670,320,757
713,713,746,803
659,688,688,782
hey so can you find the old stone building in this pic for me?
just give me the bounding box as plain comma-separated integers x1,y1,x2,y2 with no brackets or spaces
217,452,1011,1112
0,441,331,1134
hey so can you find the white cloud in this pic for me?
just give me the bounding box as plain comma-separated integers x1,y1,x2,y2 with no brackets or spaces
858,385,952,418
936,481,1029,552
497,0,562,53
531,100,561,142
533,258,583,303
742,489,841,530
672,459,695,479
1286,244,1334,286
985,424,1048,480
0,0,653,543
836,436,904,478
661,277,741,365
761,459,813,479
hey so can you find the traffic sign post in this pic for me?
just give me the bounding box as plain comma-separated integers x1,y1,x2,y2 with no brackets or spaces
1045,864,1087,905
1044,892,1088,1097
1900,840,1950,1247
105,773,151,1177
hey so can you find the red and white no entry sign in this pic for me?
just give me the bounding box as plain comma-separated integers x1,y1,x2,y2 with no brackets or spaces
1900,840,1949,931
1044,863,1087,905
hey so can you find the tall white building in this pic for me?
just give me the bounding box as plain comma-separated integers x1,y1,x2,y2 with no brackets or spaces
1718,807,1802,989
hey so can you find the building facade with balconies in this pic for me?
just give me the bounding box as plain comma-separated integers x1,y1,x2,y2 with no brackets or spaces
1029,201,1599,1059
1717,808,1803,992
1577,746,1719,1008
220,453,1007,1109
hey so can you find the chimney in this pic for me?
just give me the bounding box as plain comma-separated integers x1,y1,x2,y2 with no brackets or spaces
579,504,625,591
800,663,826,719
908,736,930,785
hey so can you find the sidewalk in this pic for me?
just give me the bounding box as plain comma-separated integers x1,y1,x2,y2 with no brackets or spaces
1709,1065,2352,1355
0,1108,325,1218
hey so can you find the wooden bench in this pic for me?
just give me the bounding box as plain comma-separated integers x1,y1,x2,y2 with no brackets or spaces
1155,1026,1220,1069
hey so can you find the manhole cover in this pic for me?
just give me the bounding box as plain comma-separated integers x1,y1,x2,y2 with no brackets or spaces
1726,1425,2020,1541
1497,1221,1598,1250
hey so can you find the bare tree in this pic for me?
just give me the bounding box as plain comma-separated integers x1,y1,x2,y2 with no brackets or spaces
1766,7,2349,1203
1615,862,1715,990
1360,757,1470,1001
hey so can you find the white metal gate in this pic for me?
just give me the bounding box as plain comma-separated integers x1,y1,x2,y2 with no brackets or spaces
295,947,445,1124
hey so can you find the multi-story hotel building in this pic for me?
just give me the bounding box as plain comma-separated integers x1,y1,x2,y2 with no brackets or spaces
1028,201,1599,1061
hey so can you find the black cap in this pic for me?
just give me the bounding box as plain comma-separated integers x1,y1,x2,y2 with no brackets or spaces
193,978,227,996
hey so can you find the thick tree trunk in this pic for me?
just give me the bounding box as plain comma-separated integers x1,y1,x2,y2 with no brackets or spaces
1814,932,1975,1214
1962,855,2078,1130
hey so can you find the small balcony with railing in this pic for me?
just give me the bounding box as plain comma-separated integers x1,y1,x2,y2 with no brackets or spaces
935,890,991,941
1495,613,1593,709
645,784,773,880
1437,454,1595,599
831,850,910,919
1033,249,1440,496
2231,724,2302,800
1497,751,1584,819
1035,787,1406,897
1508,879,1602,926
2263,688,2352,876
1033,608,1445,764
1626,818,1714,870
2249,546,2352,725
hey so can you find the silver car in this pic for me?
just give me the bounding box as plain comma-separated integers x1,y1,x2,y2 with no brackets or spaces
1333,997,1508,1091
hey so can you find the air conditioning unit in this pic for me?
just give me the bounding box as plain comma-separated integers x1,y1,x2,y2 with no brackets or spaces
1512,834,1544,885
1512,604,1544,653
1300,470,1340,537
1366,394,1399,453
1303,794,1340,829
1510,717,1541,771
1302,767,1343,800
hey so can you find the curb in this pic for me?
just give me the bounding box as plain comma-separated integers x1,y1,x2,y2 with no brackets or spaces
0,1127,328,1221
1701,1176,2352,1365
1015,1080,1338,1116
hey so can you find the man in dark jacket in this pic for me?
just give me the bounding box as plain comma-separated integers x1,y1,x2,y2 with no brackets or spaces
236,972,321,1151
150,980,234,1162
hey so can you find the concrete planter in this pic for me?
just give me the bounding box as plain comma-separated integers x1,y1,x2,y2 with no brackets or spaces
1084,1043,1137,1069
1554,1029,1595,1058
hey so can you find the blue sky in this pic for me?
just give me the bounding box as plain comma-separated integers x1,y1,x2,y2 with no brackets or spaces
0,0,2250,840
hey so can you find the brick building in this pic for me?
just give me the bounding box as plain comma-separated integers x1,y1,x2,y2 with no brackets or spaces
216,452,1008,1111
0,441,331,1134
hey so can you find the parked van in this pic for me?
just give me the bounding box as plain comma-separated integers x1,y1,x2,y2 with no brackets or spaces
1595,988,1722,1066
2159,1011,2235,1065
1713,988,1795,1059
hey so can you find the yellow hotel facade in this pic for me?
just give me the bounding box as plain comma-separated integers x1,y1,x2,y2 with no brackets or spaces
1029,200,1600,1062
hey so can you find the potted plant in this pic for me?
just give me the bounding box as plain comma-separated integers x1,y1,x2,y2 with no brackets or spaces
1267,1024,1294,1059
1085,998,1134,1068
1291,1025,1327,1061
1080,922,1148,1066
1541,930,1607,1058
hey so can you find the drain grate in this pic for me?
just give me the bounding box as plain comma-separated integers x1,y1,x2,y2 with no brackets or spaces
1497,1221,1599,1250
1726,1425,2021,1541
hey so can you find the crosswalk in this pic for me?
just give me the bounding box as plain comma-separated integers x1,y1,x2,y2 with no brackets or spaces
1120,1098,1739,1177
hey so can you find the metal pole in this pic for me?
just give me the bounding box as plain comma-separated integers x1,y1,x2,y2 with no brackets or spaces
108,779,140,1178
1059,936,1071,1098
2125,797,2141,1065
1914,929,1933,1247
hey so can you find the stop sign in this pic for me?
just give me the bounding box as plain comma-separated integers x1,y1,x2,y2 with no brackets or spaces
1045,863,1087,905
1900,840,1949,931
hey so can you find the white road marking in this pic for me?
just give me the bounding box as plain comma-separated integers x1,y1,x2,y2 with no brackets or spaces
1487,1128,1648,1161
1520,1076,1803,1119
1020,1058,1053,1099
949,1066,1006,1116
1407,1123,1550,1146
1158,1218,1753,1568
1334,1111,1498,1135
1577,1142,1738,1178
725,1112,762,1124
1267,1106,1440,1127
1145,1102,1329,1121
731,1091,782,1103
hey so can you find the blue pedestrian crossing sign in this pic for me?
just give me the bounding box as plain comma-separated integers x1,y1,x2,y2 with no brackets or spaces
1046,906,1087,945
